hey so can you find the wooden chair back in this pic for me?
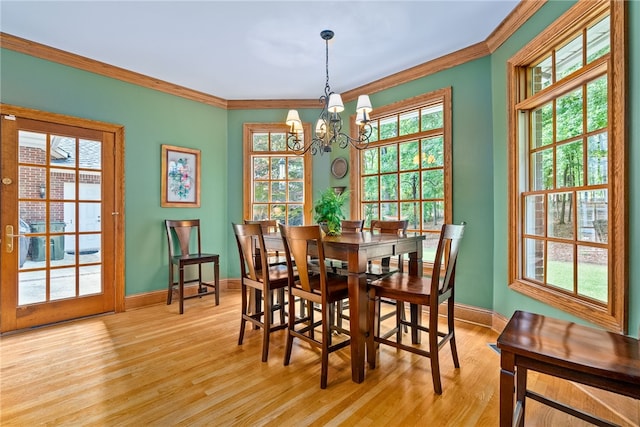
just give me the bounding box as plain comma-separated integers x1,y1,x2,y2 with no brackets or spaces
244,219,279,234
341,220,364,233
233,222,268,283
279,224,327,296
431,223,465,299
370,219,408,236
165,219,202,258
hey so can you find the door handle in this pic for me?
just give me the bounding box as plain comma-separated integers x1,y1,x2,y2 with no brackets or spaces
5,225,27,253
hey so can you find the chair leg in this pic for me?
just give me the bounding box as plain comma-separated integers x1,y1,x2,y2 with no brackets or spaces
214,258,220,305
429,306,442,394
167,264,173,305
284,294,295,367
410,303,421,344
262,288,272,362
367,292,378,369
448,299,460,368
179,265,185,315
238,286,248,345
321,314,330,389
278,288,286,325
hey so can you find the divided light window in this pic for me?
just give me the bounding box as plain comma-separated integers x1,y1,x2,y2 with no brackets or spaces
353,88,452,262
242,123,312,225
508,2,627,332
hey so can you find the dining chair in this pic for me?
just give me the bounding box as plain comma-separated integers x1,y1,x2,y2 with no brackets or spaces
244,219,286,265
367,219,409,335
368,219,408,277
164,219,220,314
233,223,289,362
341,219,364,233
366,222,466,394
244,219,289,321
279,224,351,389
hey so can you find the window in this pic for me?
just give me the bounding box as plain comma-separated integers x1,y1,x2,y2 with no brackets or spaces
351,88,452,262
508,2,627,332
243,123,312,225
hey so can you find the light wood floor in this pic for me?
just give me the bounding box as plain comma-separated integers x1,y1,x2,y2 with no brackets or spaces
1,291,637,426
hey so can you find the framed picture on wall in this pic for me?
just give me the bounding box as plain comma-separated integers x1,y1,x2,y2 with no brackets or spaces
161,144,201,207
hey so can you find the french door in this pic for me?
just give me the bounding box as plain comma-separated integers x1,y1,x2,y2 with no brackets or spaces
0,105,124,333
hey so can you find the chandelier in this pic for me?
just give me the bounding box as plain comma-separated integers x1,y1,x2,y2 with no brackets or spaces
285,30,373,155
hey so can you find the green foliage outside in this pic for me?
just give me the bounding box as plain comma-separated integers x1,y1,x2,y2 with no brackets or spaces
361,105,445,230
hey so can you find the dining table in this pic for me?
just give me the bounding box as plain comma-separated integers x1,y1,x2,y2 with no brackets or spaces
263,230,426,383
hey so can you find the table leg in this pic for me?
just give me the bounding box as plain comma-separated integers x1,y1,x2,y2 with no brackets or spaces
348,249,367,383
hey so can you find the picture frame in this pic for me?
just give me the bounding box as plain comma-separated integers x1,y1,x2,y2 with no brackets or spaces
161,144,201,207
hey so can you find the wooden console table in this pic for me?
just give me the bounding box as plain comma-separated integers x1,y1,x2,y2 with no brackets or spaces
497,310,639,427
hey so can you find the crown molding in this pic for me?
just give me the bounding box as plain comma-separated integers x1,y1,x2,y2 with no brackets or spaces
0,32,228,109
1,1,546,109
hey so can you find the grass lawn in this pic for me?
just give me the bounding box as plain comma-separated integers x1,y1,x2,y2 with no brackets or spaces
547,260,608,302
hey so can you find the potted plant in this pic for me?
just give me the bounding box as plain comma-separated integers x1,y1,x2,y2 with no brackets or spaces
313,187,347,236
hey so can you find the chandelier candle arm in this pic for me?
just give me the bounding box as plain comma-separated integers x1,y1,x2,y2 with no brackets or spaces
285,30,373,155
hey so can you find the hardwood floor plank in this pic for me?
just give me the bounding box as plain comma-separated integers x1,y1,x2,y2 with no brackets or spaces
1,291,637,426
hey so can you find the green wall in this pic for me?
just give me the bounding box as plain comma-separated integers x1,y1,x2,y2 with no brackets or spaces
1,0,637,335
0,49,229,295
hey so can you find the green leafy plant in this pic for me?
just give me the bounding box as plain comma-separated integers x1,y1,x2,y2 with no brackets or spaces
313,188,347,236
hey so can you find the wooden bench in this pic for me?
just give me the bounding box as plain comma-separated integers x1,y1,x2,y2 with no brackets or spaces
497,310,640,427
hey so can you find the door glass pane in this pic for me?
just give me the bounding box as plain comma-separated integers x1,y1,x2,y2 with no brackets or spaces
18,270,46,305
80,265,102,296
79,139,101,169
51,168,76,200
18,166,46,199
18,131,46,165
50,267,76,300
50,135,76,167
78,234,101,259
79,202,101,232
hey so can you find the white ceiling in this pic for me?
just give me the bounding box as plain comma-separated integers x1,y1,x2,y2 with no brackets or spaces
0,0,519,100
